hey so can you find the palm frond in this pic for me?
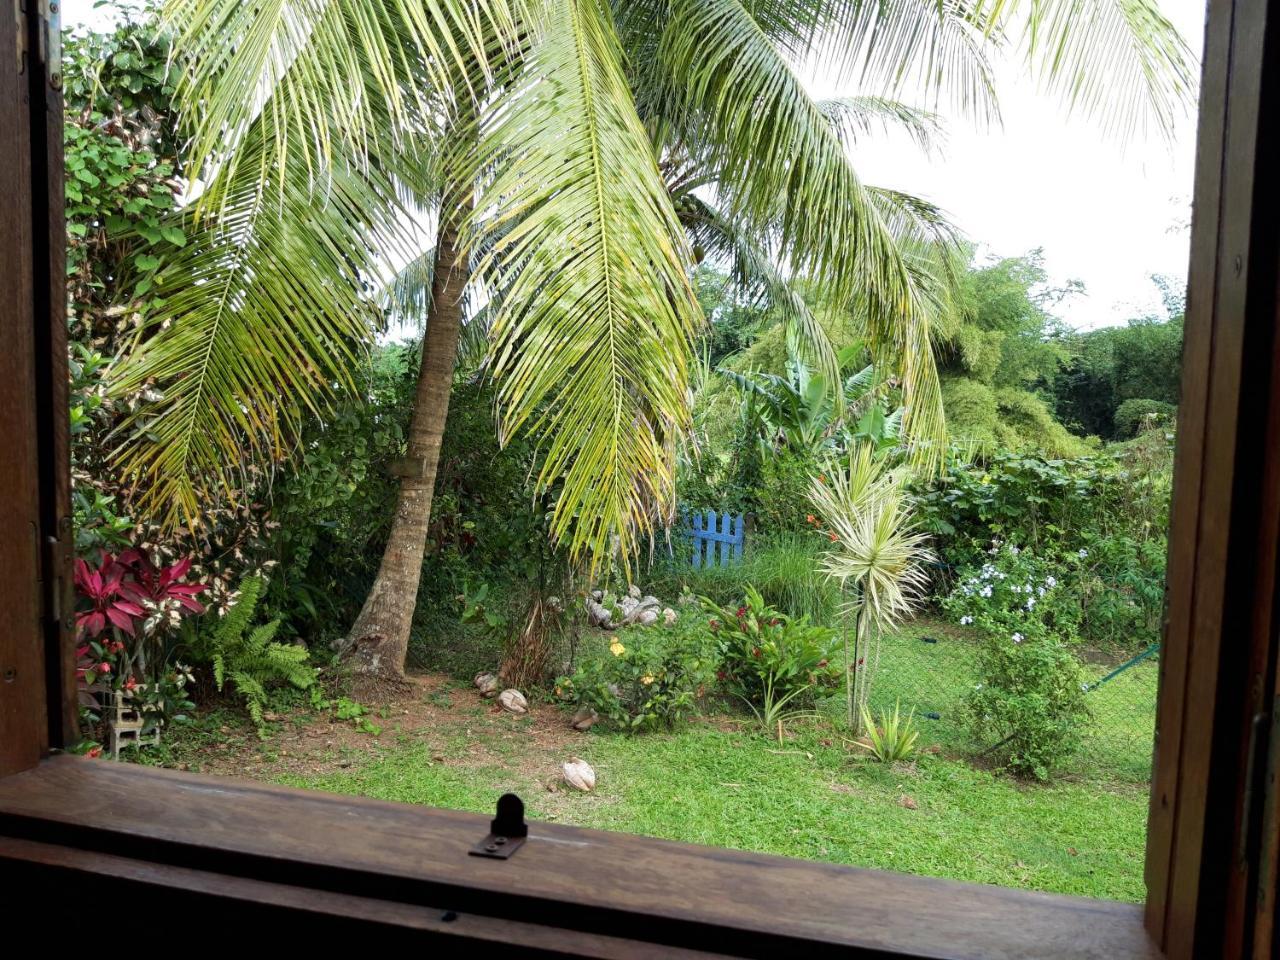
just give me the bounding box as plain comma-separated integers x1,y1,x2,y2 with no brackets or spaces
109,120,420,528
163,0,525,193
980,0,1198,140
462,0,701,573
801,0,1001,121
679,193,841,391
817,96,944,154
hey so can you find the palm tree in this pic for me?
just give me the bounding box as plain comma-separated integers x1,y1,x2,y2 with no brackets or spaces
110,0,1194,679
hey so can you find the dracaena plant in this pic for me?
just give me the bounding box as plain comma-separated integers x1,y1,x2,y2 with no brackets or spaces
74,549,208,702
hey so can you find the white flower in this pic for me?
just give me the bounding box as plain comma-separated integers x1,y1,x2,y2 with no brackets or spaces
959,615,974,625
1011,584,1021,594
995,571,1007,580
1012,633,1023,644
1078,549,1088,559
1045,576,1057,588
980,585,993,598
1010,546,1020,556
1025,597,1036,610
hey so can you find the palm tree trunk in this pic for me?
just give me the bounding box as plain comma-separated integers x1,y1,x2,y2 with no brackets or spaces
345,221,465,680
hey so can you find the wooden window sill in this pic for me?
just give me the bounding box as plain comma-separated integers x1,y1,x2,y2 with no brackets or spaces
0,756,1156,957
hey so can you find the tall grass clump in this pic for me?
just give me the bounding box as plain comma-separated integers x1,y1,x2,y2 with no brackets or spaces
645,533,838,623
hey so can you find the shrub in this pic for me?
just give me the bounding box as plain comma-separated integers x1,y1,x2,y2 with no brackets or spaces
942,543,1083,644
917,449,1170,650
184,577,316,728
555,618,717,731
1113,398,1175,438
966,620,1089,780
704,586,840,712
755,451,821,533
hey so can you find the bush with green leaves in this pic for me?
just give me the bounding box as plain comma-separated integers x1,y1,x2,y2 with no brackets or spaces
1113,398,1175,438
917,448,1170,650
555,618,717,732
942,543,1084,644
185,578,315,727
704,586,840,713
966,619,1090,781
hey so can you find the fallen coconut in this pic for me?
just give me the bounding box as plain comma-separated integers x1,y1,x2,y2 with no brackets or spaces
562,756,596,792
571,706,599,731
498,689,528,714
474,672,500,697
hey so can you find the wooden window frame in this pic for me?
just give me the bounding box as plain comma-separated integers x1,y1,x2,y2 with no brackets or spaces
1,0,1277,955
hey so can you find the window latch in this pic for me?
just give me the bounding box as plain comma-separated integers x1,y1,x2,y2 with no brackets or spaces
469,793,527,860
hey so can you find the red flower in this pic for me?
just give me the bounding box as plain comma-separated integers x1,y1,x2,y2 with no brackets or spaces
709,619,721,631
752,646,762,658
828,532,838,542
716,670,726,681
736,606,747,618
768,618,779,627
86,746,102,759
806,514,816,524
96,662,111,674
124,675,138,692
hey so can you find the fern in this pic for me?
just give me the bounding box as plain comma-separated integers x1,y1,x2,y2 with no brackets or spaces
198,577,315,729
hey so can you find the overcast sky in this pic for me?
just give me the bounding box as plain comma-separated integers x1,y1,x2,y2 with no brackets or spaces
66,0,1205,330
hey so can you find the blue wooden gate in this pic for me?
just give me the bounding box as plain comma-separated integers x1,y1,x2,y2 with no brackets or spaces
683,509,745,568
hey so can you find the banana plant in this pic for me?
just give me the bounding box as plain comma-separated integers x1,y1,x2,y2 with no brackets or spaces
719,344,904,460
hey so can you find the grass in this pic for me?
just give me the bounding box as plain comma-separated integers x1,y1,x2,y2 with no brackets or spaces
279,718,1149,902
646,534,839,623
832,620,1158,785
154,615,1155,904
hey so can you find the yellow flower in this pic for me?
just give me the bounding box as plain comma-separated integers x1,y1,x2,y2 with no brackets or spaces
641,675,655,685
609,640,626,657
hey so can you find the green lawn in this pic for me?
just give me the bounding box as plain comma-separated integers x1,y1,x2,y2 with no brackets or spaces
834,620,1158,785
155,617,1154,904
278,719,1148,901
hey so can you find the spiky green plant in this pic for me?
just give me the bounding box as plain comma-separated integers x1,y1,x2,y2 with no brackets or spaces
857,700,921,762
809,453,932,729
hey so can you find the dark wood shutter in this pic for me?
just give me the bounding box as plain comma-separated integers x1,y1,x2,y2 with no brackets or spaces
0,0,71,779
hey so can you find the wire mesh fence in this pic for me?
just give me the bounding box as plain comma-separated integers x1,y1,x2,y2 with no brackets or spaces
822,621,1158,784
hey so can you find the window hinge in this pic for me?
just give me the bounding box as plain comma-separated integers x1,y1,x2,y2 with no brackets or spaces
37,0,60,89
13,0,26,75
42,516,72,633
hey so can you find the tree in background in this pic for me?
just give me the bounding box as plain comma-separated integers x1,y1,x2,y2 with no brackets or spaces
1052,279,1184,439
934,250,1087,456
98,0,1193,680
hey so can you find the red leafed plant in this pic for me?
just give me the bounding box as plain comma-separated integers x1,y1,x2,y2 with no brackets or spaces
116,549,208,615
74,553,146,640
74,549,208,692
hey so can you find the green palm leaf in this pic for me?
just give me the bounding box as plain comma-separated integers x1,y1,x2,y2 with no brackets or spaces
462,0,701,572
164,0,525,192
109,122,420,527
